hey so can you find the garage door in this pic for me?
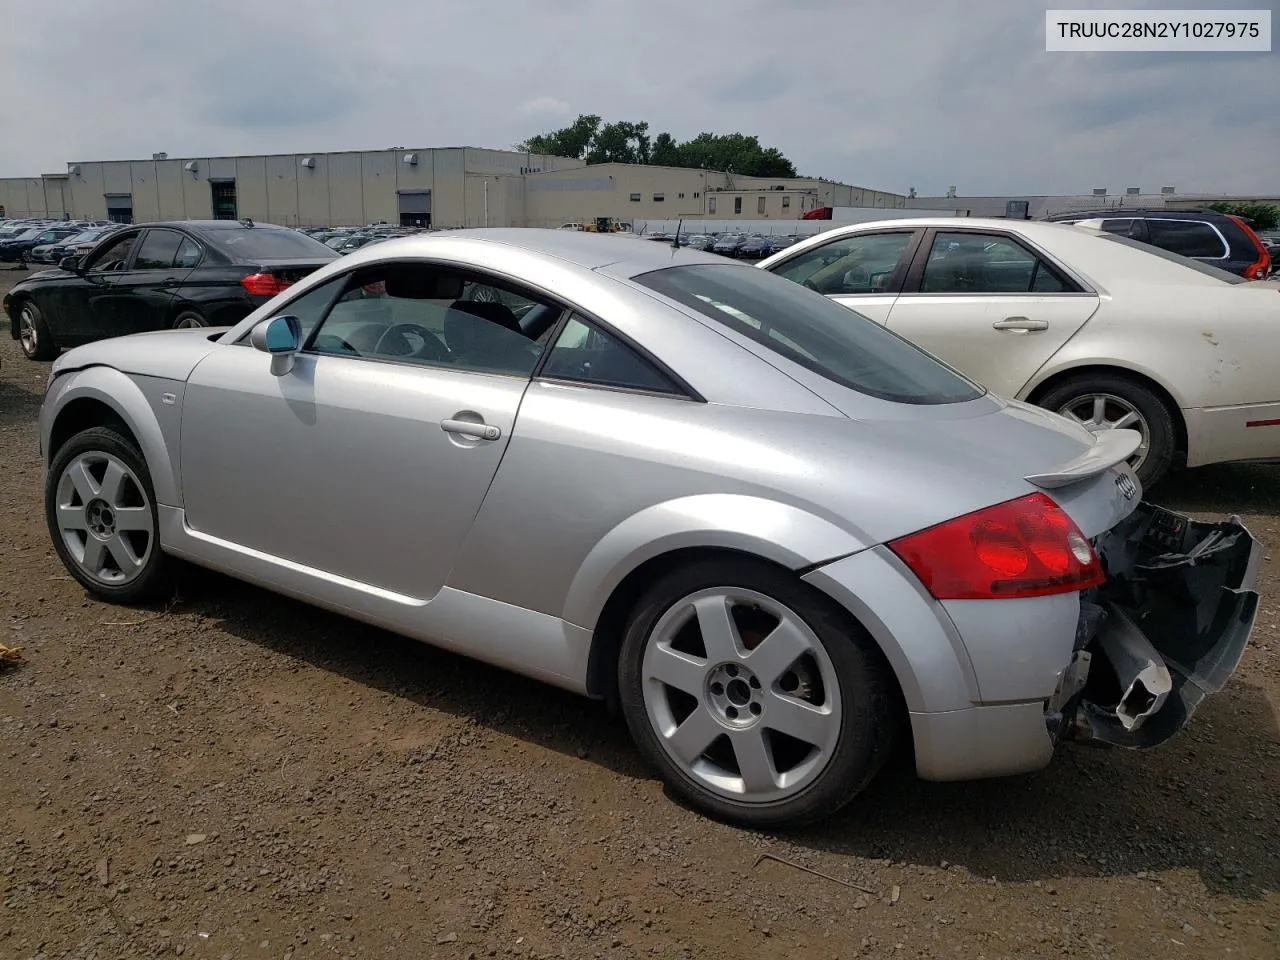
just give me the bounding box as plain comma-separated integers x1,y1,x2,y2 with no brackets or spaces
398,190,431,228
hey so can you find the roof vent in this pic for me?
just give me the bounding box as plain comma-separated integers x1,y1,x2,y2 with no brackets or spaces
1161,186,1176,194
1125,186,1140,195
1092,187,1107,196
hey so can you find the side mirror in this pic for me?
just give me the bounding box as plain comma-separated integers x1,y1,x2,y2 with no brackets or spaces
249,315,302,376
58,255,81,272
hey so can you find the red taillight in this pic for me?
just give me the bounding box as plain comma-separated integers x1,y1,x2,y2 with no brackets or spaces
240,272,292,297
888,492,1105,600
1228,215,1272,280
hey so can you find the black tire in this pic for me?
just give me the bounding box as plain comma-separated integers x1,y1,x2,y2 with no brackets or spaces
45,427,172,605
172,310,209,329
17,299,57,361
1036,373,1178,488
617,556,898,829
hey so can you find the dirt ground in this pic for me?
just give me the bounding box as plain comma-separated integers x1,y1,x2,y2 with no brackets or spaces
0,264,1277,960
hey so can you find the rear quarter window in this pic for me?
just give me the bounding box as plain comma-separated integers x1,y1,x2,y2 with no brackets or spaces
634,264,984,405
1144,219,1228,259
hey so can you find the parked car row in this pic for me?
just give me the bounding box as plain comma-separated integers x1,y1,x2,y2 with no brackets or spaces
5,218,338,359
0,218,116,264
296,223,433,255
640,231,805,259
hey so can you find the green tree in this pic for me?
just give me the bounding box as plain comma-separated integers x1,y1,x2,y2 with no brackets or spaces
518,115,798,177
1206,201,1279,232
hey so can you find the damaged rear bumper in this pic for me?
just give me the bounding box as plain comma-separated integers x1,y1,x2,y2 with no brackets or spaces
1050,502,1261,749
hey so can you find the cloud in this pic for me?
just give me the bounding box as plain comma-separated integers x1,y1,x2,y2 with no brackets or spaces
518,97,572,117
0,0,1274,194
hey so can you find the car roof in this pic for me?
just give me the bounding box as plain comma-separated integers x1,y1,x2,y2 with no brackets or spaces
1044,209,1229,221
437,227,728,271
793,216,1092,242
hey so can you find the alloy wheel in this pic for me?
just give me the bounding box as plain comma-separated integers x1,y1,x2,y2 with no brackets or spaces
18,306,38,356
641,587,842,804
54,452,155,585
1058,392,1151,473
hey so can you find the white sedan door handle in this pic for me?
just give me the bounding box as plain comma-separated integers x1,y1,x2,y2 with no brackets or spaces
992,317,1048,333
441,418,501,441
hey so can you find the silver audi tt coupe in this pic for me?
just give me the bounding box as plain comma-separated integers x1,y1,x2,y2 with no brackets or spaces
38,229,1260,827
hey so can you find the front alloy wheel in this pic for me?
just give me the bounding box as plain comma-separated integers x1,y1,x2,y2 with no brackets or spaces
619,558,896,828
54,451,155,586
46,427,171,603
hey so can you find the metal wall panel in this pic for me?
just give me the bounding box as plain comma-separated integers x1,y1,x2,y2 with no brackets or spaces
264,155,299,225
129,161,161,222
430,149,465,227
360,151,397,224
327,153,363,225
233,156,269,221
181,161,213,220
155,160,187,220
296,155,330,226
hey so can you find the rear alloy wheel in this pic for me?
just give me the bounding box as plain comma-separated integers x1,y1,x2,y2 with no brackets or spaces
172,310,208,329
618,558,896,828
18,301,57,360
1038,374,1177,488
45,427,171,604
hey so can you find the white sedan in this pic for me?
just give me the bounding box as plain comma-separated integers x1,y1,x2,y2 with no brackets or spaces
758,217,1280,485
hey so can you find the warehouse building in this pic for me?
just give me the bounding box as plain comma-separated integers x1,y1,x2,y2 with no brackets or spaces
0,147,585,227
0,146,901,228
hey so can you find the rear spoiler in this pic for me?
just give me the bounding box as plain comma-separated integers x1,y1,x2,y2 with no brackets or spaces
1025,429,1141,489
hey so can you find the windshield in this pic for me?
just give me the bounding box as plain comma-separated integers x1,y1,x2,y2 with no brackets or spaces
1092,231,1248,284
202,226,338,261
634,264,984,405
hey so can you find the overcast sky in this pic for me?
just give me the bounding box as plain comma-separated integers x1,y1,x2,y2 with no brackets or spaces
1,0,1275,195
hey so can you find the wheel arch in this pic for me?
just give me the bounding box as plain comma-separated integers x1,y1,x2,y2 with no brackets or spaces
7,290,30,339
1022,362,1188,457
585,542,907,717
570,494,873,699
43,371,178,506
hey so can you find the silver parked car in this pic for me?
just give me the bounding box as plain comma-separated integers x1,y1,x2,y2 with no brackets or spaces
39,230,1260,827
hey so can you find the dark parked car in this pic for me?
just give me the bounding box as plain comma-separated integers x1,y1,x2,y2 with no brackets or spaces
1045,208,1272,279
711,234,747,257
5,219,338,360
735,235,773,259
766,235,801,255
38,225,122,264
0,226,81,263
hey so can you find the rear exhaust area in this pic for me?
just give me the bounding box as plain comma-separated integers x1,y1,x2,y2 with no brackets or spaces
1048,503,1261,750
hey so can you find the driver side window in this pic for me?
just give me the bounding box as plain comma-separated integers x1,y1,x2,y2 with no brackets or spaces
84,233,138,273
772,232,914,295
306,261,552,378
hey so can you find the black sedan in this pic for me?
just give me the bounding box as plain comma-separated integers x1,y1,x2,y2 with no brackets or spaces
5,220,338,360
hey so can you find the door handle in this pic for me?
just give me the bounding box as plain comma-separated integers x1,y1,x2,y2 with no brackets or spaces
160,277,181,287
441,418,501,441
992,317,1048,333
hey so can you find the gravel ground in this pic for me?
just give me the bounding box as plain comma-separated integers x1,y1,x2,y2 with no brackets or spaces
1,264,1277,959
